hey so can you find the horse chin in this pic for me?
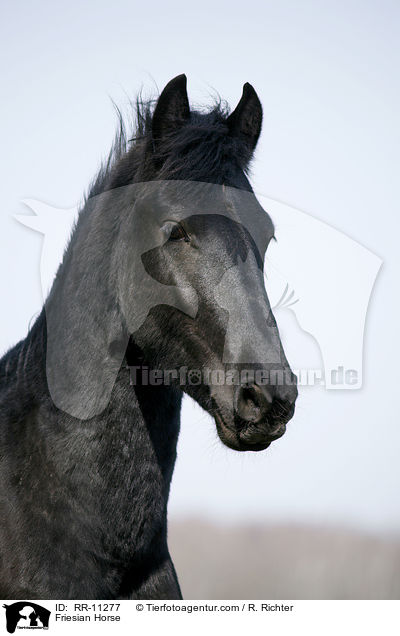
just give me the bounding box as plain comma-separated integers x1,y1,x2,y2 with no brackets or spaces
214,411,273,452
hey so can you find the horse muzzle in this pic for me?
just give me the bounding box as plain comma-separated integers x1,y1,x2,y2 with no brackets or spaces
213,379,298,451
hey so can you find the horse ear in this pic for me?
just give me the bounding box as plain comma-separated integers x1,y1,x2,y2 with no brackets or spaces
152,74,190,144
227,83,263,153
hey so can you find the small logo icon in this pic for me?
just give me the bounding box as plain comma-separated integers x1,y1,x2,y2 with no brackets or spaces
2,603,50,633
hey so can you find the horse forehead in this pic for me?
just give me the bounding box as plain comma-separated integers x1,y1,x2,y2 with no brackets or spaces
219,185,274,255
180,181,273,234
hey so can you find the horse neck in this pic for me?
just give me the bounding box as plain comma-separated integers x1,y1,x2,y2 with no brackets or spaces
41,194,130,420
48,192,123,335
25,190,183,476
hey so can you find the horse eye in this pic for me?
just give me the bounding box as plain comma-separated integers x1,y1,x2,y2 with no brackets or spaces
170,224,189,241
162,221,190,243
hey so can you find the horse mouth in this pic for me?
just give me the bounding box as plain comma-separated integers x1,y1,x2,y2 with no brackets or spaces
213,410,286,452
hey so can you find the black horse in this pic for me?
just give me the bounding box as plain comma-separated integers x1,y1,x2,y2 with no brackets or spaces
0,75,297,599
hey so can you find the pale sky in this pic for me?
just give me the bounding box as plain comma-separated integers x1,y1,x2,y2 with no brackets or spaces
0,0,399,532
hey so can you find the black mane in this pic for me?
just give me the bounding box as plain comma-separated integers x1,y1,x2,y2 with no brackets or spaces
88,95,255,199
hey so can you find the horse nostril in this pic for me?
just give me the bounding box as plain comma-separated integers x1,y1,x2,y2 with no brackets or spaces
235,383,273,423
